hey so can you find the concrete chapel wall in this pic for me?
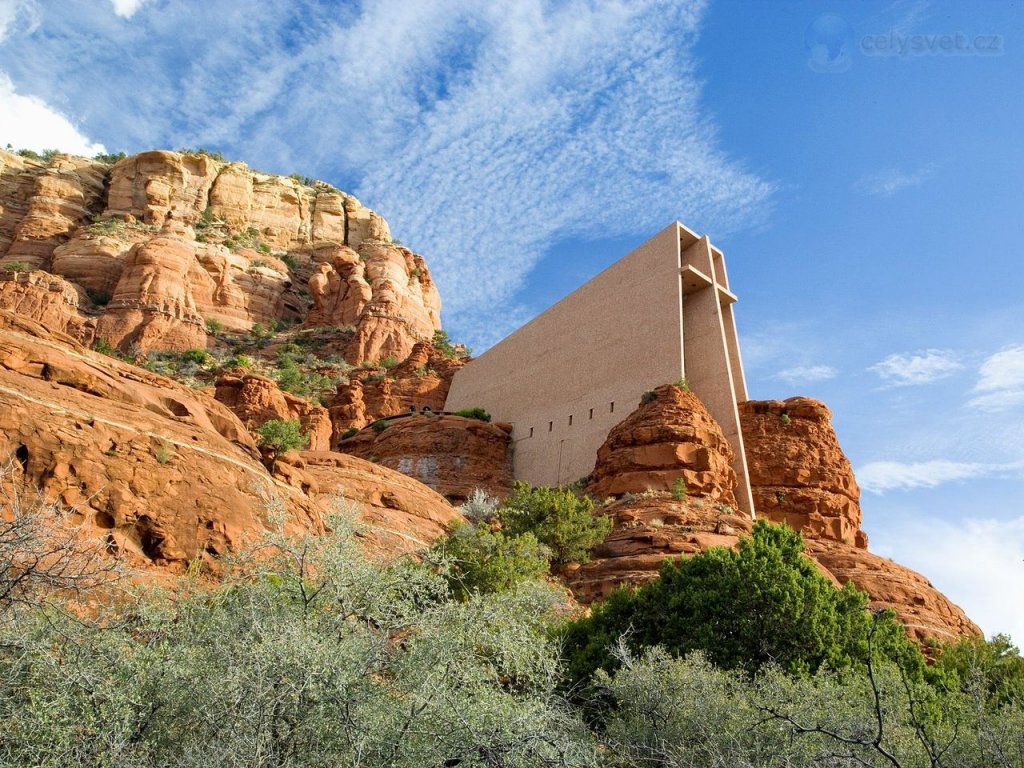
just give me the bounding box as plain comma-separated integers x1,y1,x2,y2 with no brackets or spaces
445,221,755,515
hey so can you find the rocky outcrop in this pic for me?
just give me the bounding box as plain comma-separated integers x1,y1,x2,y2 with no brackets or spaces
566,495,752,602
215,373,332,452
0,269,95,344
587,385,738,505
336,414,514,503
328,341,466,433
566,386,979,644
739,398,865,547
807,540,980,644
0,309,459,571
0,148,442,363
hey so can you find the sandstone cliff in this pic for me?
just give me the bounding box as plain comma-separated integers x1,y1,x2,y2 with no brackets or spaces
0,149,441,365
0,309,460,570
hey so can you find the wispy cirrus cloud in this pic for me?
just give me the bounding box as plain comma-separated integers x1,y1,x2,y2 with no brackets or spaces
868,348,962,387
853,163,937,197
0,0,774,349
774,364,837,384
968,344,1024,412
857,458,1024,494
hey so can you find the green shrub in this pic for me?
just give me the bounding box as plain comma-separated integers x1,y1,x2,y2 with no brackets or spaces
2,261,31,273
641,390,657,404
371,419,389,433
379,355,399,369
560,521,923,686
675,377,690,391
779,413,792,425
205,318,223,334
153,443,173,464
430,521,549,600
255,419,308,458
91,338,117,356
224,354,254,370
181,349,211,365
671,477,687,502
497,482,612,566
432,329,463,359
454,407,491,422
92,151,126,165
340,427,359,440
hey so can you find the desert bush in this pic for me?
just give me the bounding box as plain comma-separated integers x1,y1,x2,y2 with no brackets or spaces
497,482,612,566
561,522,923,687
3,260,32,273
454,406,491,422
430,521,549,600
459,489,500,523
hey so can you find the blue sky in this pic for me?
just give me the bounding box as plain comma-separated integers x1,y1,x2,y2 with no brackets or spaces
1,0,1022,642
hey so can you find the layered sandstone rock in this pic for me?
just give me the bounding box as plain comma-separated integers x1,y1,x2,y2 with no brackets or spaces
739,397,865,547
588,384,738,505
214,373,333,452
807,540,980,644
0,148,441,362
0,269,95,344
0,309,459,571
328,341,467,434
566,495,752,602
566,386,979,643
275,451,461,555
336,414,514,503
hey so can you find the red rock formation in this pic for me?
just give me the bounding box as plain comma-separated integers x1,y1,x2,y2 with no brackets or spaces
566,387,979,643
0,148,441,362
0,309,459,571
739,397,865,547
567,495,752,602
0,269,95,344
588,384,738,505
807,540,980,644
336,414,514,503
215,374,332,452
328,341,466,434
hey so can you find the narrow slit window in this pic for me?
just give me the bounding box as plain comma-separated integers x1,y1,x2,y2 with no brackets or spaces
529,427,534,438
548,421,553,432
589,408,594,420
568,414,573,426
610,402,615,413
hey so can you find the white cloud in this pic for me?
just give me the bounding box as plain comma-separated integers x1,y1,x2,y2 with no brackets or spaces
872,514,1024,644
868,348,962,387
857,458,1024,494
0,72,106,156
968,344,1024,412
0,0,774,351
853,163,937,197
774,364,837,384
109,0,151,18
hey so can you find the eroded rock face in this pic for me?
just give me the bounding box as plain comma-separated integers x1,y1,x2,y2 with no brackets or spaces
336,414,514,503
566,385,979,644
327,341,466,434
0,269,95,344
588,384,738,506
739,398,865,548
0,310,459,570
0,148,442,363
214,374,333,452
808,540,980,644
566,495,752,603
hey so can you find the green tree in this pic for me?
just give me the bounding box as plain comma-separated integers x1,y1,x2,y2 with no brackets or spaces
255,419,308,469
561,521,923,685
936,633,1024,708
430,521,549,599
498,482,612,566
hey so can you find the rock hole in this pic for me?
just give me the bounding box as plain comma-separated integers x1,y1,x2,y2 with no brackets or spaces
15,444,29,472
95,510,115,529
